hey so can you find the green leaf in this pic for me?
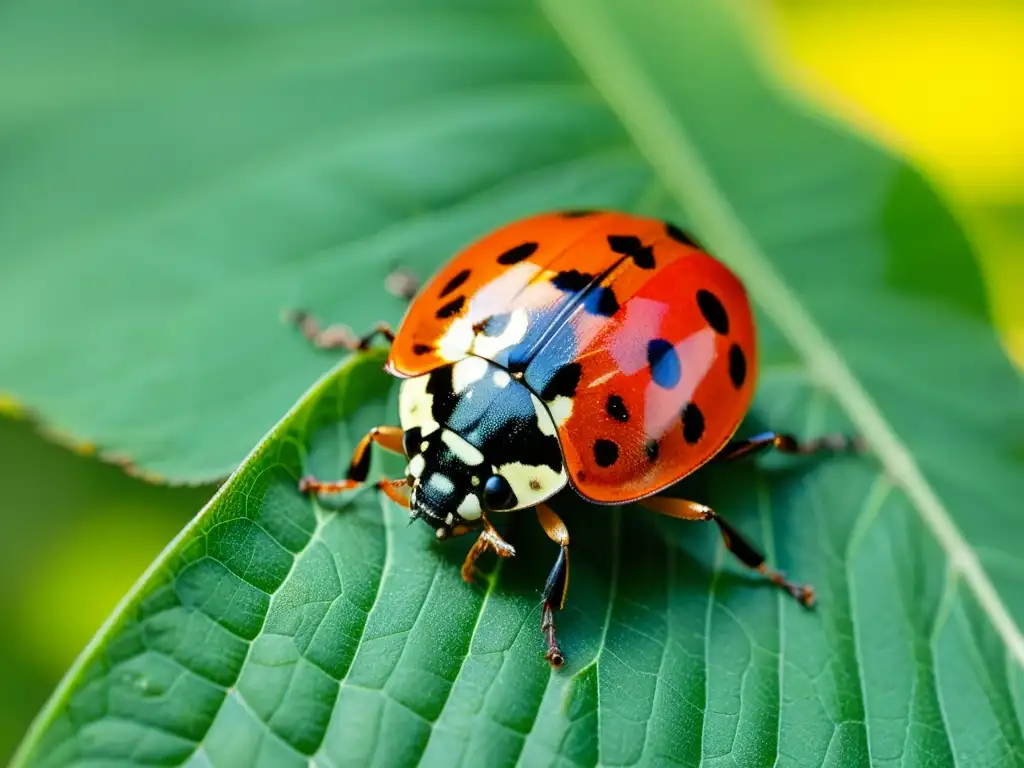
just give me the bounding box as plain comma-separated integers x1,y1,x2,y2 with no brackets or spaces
9,1,1024,766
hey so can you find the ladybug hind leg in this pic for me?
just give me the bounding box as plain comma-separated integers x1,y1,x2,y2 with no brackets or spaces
639,496,814,607
285,309,395,352
299,425,407,506
714,430,864,463
536,503,570,669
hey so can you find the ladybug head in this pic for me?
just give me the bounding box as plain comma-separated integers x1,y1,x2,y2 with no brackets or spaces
398,358,569,539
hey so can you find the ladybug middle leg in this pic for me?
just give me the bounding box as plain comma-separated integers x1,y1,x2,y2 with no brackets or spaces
285,309,395,352
298,425,409,507
714,431,863,462
536,503,570,668
639,496,814,607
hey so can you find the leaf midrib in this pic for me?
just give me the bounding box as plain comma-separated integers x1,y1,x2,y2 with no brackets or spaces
538,0,1024,669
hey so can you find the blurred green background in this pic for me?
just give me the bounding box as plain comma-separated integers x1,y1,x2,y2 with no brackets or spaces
0,0,1020,761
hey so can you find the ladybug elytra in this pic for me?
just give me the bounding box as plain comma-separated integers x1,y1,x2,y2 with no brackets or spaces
294,211,859,668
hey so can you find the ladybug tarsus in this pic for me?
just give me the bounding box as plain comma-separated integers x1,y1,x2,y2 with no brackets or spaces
715,430,863,463
284,309,394,352
541,603,564,669
797,585,816,609
384,266,421,302
753,557,817,610
298,475,359,495
757,563,816,609
460,520,516,584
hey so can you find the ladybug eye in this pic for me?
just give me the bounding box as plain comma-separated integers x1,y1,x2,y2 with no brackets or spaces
483,475,517,511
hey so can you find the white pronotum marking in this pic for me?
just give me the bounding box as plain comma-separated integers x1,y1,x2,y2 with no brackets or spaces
427,473,455,496
399,374,440,434
456,493,482,521
441,429,485,465
407,454,426,479
499,461,567,509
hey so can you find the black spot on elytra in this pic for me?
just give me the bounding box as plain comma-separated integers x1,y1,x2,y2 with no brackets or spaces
593,439,619,467
665,222,699,248
412,343,433,355
605,394,629,422
436,295,465,319
551,270,594,292
439,269,471,298
729,344,747,388
541,363,583,401
682,402,704,444
696,290,729,335
585,286,619,317
647,339,681,389
607,234,655,269
497,242,539,265
645,439,659,462
562,210,597,218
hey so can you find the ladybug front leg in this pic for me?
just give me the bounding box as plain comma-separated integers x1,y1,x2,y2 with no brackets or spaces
639,496,814,607
285,309,395,352
714,431,863,463
536,503,570,669
459,516,517,582
299,425,405,497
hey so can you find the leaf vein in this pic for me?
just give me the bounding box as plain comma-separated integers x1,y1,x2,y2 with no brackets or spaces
541,0,1024,670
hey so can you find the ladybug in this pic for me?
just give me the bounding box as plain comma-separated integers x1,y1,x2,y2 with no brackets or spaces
294,210,859,668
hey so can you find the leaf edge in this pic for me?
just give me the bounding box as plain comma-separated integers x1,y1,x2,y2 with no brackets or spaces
8,348,384,767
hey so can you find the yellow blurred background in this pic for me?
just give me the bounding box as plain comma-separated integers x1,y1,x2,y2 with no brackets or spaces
769,0,1024,364
1,1,1021,760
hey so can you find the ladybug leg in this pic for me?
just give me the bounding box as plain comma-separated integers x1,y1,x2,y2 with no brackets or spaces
377,478,411,509
284,310,395,352
715,431,863,463
460,516,516,582
301,476,410,508
639,496,814,607
299,425,404,494
384,265,420,302
536,503,569,669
